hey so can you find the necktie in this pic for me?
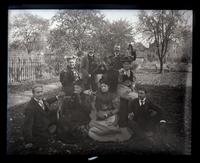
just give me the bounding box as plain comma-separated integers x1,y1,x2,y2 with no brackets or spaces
38,100,45,110
140,100,145,106
142,100,145,106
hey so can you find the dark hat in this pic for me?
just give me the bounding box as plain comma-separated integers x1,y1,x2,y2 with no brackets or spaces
64,55,78,62
77,51,84,57
99,77,110,85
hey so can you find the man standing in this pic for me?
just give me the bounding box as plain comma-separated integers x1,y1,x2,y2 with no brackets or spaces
106,44,123,71
80,48,98,91
102,44,123,93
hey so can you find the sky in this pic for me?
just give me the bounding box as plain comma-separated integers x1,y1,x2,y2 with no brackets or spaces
8,9,140,23
8,9,192,47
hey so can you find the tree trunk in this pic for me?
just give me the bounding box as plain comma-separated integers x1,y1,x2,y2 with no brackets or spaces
159,58,163,73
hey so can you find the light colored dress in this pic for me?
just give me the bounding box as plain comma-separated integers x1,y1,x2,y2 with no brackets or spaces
88,91,131,142
117,68,138,100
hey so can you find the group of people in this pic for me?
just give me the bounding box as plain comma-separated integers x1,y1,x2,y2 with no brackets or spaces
22,44,167,152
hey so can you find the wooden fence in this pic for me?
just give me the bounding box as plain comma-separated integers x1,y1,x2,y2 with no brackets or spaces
8,56,43,84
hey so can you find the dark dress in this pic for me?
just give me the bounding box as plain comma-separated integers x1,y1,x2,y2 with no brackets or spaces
58,66,91,143
56,94,91,143
60,66,82,96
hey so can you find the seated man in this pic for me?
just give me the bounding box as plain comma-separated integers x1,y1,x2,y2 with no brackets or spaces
127,86,167,144
22,84,64,150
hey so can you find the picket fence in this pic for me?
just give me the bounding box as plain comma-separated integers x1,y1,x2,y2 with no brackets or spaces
8,55,43,84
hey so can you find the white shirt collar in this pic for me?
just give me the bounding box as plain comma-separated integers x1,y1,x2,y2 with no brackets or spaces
139,98,146,106
34,98,44,109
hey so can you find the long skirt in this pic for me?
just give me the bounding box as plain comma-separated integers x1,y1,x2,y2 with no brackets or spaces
88,114,131,142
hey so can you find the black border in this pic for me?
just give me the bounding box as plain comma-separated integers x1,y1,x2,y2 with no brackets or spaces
1,0,198,162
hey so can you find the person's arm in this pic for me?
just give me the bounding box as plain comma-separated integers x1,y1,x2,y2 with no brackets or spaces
80,56,87,71
149,100,167,123
131,72,137,90
23,105,34,145
44,91,65,105
60,71,65,86
109,96,120,115
127,99,136,120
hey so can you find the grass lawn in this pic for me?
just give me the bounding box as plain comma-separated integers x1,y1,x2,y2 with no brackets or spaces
8,77,59,94
7,71,192,155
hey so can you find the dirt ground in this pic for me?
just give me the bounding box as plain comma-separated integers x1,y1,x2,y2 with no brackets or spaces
7,71,192,155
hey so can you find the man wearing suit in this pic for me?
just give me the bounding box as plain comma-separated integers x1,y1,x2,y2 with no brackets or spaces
80,48,98,91
106,44,123,71
22,84,64,149
127,87,167,141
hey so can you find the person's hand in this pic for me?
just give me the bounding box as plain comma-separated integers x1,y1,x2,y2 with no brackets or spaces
107,111,113,117
57,91,65,99
119,68,125,75
128,112,134,120
24,143,33,149
83,89,93,95
159,120,167,134
74,85,82,94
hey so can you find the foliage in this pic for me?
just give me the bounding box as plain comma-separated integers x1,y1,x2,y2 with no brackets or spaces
9,13,49,54
137,10,184,73
47,10,134,71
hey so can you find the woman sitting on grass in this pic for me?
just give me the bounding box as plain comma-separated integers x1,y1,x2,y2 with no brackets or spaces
88,77,131,142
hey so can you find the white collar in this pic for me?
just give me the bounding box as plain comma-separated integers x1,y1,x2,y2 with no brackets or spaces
34,98,43,103
139,98,146,106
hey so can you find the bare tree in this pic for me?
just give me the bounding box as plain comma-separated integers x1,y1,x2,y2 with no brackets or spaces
137,10,184,73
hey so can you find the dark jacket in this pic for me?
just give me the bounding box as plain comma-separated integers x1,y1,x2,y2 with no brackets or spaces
128,98,166,131
22,96,57,144
80,54,98,75
106,54,123,71
60,66,82,96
